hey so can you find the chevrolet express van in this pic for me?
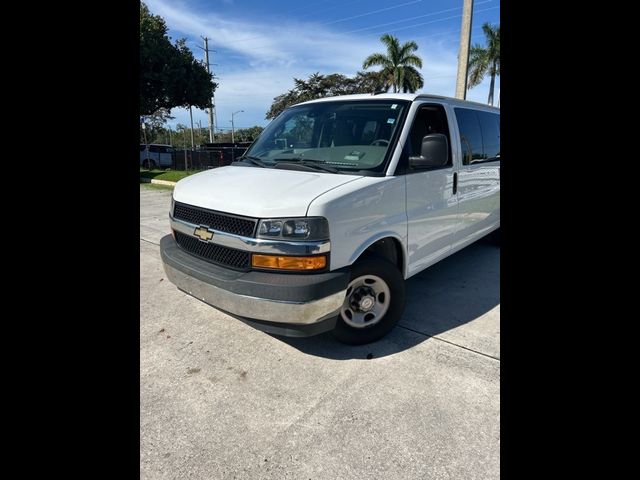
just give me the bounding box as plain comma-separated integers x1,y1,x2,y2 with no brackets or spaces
160,93,500,344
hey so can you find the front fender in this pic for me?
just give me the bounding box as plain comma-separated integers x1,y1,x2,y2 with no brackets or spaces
348,231,407,278
306,176,408,276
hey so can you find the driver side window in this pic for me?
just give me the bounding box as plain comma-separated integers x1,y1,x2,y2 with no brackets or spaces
409,105,451,158
398,104,452,174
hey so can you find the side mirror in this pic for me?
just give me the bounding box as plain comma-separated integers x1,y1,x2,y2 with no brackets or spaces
408,133,449,169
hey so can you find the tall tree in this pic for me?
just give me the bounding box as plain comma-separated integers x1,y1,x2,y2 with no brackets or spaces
140,108,175,143
140,2,217,115
467,23,500,106
362,34,424,93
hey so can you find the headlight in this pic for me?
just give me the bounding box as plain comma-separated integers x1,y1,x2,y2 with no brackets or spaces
257,217,329,241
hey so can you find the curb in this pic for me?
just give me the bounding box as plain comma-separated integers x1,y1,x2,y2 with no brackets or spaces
140,177,177,186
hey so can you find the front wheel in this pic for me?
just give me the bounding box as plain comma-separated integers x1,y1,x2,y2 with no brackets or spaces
332,257,406,345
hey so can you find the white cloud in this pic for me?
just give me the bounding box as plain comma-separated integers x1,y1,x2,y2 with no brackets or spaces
145,0,499,130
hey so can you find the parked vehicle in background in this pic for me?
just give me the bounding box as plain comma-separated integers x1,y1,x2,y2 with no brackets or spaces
140,144,174,169
200,142,252,166
160,93,500,345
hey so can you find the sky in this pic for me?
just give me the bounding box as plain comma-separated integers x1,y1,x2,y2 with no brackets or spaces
144,0,500,133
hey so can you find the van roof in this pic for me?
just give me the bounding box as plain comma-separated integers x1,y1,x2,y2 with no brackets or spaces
296,93,499,111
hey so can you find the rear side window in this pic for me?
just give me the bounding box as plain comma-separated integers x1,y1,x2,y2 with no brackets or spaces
455,108,483,164
478,111,500,160
140,145,146,152
149,145,161,153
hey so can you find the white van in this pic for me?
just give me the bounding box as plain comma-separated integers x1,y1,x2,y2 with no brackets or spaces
160,93,499,344
140,143,174,169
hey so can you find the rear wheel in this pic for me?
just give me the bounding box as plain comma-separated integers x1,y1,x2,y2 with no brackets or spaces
332,257,405,345
142,159,156,169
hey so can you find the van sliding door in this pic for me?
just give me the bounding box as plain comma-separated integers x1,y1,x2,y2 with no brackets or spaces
451,107,500,248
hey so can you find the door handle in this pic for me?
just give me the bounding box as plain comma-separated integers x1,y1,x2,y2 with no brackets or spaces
453,172,458,195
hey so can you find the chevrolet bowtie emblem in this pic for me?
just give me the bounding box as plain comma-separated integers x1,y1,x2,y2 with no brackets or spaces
193,226,214,241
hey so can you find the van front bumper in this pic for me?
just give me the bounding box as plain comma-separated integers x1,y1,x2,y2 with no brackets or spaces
160,235,349,337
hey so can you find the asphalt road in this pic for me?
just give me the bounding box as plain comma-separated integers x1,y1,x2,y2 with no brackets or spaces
140,185,500,480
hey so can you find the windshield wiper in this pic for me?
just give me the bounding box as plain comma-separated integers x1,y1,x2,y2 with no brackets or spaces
234,155,268,168
272,157,339,173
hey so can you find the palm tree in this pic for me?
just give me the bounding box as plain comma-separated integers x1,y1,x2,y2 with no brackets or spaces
362,34,424,93
467,23,500,105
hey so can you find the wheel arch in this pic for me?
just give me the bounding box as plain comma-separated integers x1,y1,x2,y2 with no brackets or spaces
348,233,406,279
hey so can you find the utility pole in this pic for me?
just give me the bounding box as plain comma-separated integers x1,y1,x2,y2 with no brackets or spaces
181,126,188,170
231,110,243,161
196,119,202,146
231,110,243,144
189,105,195,150
141,119,150,167
455,0,474,99
199,36,216,143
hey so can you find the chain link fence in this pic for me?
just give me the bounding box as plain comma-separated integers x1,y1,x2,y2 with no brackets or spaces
140,146,249,171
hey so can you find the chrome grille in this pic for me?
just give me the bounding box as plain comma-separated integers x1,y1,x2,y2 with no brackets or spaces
173,202,256,237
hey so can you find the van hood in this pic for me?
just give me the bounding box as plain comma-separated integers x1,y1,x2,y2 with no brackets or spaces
173,166,363,218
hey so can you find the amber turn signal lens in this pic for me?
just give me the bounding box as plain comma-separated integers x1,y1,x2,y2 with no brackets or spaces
252,254,327,271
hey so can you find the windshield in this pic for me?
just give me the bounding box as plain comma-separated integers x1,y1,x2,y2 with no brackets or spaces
243,99,409,174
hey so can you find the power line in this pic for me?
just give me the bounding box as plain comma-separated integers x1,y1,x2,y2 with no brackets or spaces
228,7,491,54
412,25,483,43
343,0,492,34
367,6,499,37
321,0,423,25
198,4,498,57
213,0,424,46
181,0,497,60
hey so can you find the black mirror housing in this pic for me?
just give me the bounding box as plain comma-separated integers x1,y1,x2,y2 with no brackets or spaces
409,133,449,169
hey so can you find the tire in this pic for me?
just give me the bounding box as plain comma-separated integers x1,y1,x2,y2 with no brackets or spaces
142,159,156,169
332,257,406,345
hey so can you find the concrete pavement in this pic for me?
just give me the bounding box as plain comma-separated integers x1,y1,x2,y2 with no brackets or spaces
140,186,500,479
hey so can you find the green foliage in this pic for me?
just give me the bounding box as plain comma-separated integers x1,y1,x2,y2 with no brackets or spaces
236,126,264,142
145,108,174,129
169,123,209,148
213,131,233,143
140,2,218,115
140,107,175,143
144,124,265,148
266,71,388,119
140,182,175,191
352,70,390,93
362,34,424,93
467,23,500,105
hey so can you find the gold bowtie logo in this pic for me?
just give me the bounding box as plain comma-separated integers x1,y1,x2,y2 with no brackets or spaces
193,226,213,241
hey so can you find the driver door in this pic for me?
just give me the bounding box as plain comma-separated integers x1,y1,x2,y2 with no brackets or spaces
404,103,458,277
